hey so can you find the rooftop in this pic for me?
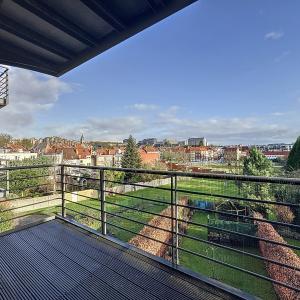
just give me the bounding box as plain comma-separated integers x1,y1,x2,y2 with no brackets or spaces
0,0,196,76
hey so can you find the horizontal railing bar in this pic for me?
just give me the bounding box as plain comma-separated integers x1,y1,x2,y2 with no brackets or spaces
0,192,57,203
64,199,101,214
176,203,300,230
66,207,100,222
64,198,174,235
0,164,54,171
0,174,52,183
104,190,169,206
104,199,170,220
105,220,173,248
176,216,300,251
1,182,53,191
2,163,300,185
0,210,59,224
178,232,300,272
104,179,171,191
63,191,98,202
61,181,99,189
60,186,169,207
178,246,300,292
105,210,174,235
62,164,300,185
1,197,61,213
176,188,300,208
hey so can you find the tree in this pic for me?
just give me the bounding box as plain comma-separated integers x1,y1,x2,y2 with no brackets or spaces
243,147,274,177
0,133,12,147
274,169,300,231
4,156,54,197
286,136,300,171
241,147,274,213
19,138,34,150
121,135,141,182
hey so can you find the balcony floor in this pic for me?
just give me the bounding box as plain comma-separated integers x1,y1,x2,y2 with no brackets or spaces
0,219,244,300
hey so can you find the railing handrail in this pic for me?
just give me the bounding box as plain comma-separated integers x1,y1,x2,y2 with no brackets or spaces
2,163,300,184
61,163,300,185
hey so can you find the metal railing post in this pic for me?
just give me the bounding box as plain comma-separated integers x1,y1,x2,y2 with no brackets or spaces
61,165,66,217
100,169,107,235
174,175,179,265
171,175,178,265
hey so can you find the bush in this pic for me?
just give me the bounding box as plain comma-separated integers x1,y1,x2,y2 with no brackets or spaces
275,206,295,224
0,203,13,233
254,212,300,299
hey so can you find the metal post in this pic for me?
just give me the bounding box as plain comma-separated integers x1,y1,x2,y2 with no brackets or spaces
100,169,107,235
174,175,179,265
171,175,177,265
6,169,9,197
61,165,66,217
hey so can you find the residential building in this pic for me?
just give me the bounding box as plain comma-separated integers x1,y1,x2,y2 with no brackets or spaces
0,149,37,165
188,137,207,146
96,148,123,167
223,147,242,163
263,151,290,160
139,146,160,165
139,138,157,145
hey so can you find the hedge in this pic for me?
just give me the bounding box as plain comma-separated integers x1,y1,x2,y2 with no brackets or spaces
254,212,300,300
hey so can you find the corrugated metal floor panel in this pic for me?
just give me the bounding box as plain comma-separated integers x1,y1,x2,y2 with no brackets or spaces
0,219,244,300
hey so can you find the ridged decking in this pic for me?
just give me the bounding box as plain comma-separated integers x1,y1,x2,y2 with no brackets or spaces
0,219,242,300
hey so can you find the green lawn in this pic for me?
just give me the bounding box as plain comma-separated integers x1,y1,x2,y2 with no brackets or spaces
180,211,277,300
285,237,300,257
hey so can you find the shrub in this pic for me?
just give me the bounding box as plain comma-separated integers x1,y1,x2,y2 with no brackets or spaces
0,203,13,233
254,212,300,300
275,206,295,224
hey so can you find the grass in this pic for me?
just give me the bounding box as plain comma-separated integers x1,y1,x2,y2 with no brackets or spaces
180,211,277,300
285,237,300,257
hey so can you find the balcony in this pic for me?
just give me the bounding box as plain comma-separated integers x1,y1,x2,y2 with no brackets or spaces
0,66,8,109
0,164,299,300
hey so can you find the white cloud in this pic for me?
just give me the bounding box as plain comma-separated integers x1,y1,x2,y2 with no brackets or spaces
128,103,158,111
42,106,298,144
265,31,284,40
271,112,285,116
0,67,71,135
44,116,146,141
274,51,290,63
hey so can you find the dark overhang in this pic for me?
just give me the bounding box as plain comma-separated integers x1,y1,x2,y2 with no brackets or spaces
0,0,197,77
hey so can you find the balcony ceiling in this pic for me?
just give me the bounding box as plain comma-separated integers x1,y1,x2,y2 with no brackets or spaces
0,0,196,76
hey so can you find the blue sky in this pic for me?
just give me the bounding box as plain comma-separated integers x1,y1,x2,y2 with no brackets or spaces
2,0,300,145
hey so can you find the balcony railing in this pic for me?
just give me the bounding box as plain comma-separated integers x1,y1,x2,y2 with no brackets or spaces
0,163,300,299
0,66,8,108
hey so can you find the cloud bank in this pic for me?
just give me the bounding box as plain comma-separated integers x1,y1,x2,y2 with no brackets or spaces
0,68,298,145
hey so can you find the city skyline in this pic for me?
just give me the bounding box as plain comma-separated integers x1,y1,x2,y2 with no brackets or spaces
1,1,300,144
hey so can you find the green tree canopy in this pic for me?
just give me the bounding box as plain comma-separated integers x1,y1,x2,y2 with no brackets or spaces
242,147,274,213
0,133,12,147
121,135,141,182
286,136,300,171
5,156,54,197
243,147,274,177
